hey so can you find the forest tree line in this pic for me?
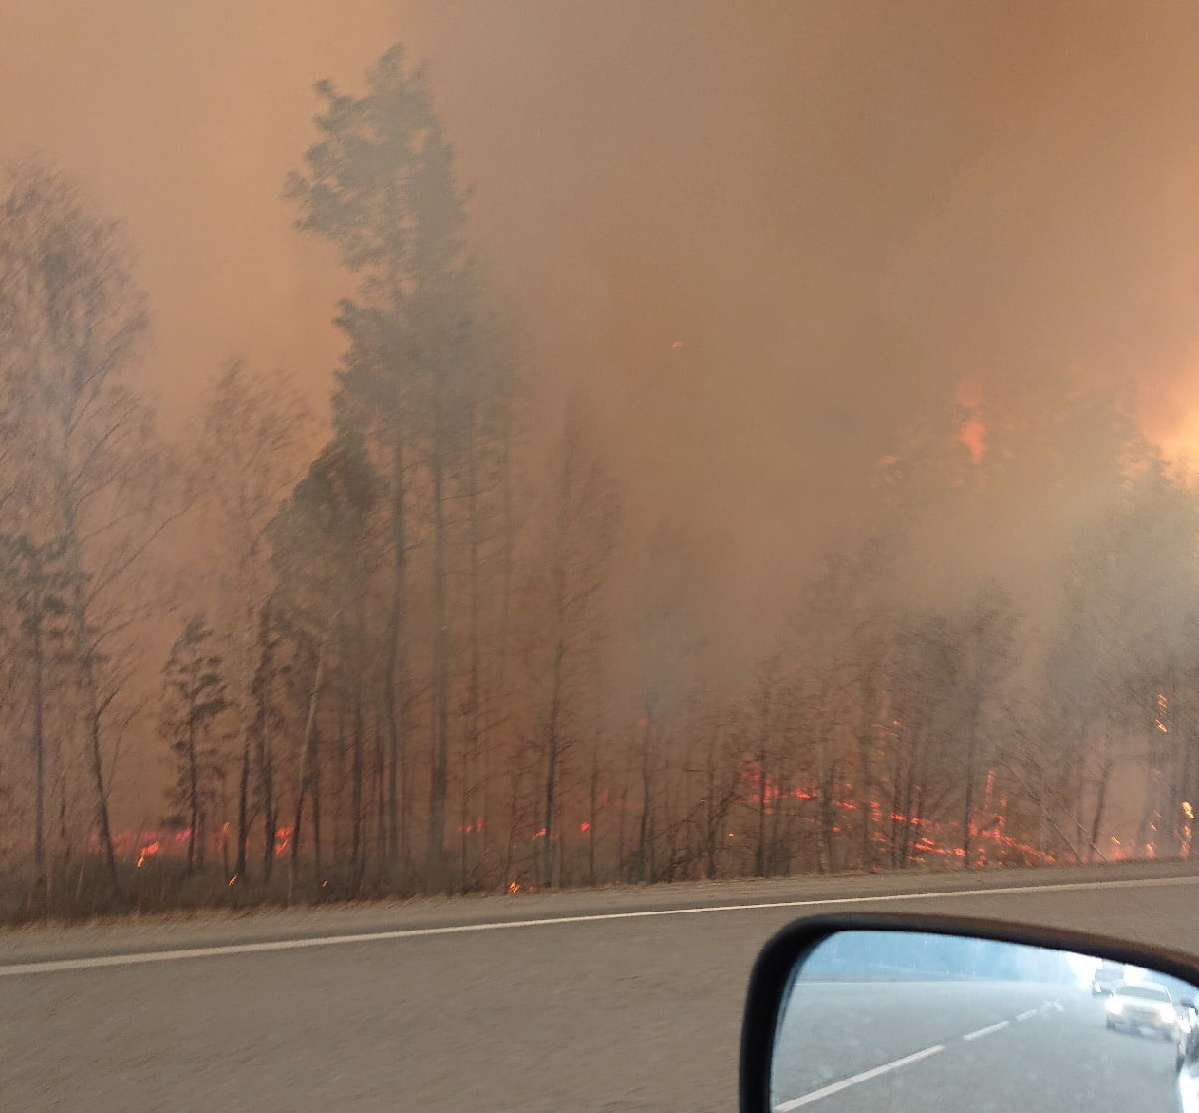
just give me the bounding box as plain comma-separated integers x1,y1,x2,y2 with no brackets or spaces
0,45,1195,922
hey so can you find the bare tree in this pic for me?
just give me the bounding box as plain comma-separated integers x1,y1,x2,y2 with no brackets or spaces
195,360,312,880
0,161,180,901
159,615,230,873
523,407,619,888
954,584,1017,867
268,426,381,892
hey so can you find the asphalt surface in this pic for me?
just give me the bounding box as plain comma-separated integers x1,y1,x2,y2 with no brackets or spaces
773,982,1180,1112
3,861,1199,1112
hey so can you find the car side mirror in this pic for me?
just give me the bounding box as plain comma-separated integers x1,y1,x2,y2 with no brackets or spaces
739,913,1199,1112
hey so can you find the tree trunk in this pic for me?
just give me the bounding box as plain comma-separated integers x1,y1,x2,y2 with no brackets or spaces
374,717,386,885
588,746,600,887
858,729,874,871
350,681,365,892
462,398,485,892
60,520,120,898
705,733,718,880
542,727,559,890
235,739,251,881
426,439,450,891
187,721,199,874
504,763,519,889
311,734,323,872
637,719,657,882
255,605,276,882
617,758,630,880
84,681,119,897
29,599,46,876
1088,758,1114,863
961,695,982,868
459,747,470,891
542,638,567,889
384,437,408,874
898,739,919,866
754,746,768,878
769,767,786,877
489,413,517,889
197,809,207,870
291,627,328,875
818,747,837,875
70,595,120,896
261,729,275,878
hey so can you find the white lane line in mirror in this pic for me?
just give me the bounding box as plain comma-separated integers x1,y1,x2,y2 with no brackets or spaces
963,1019,1010,1041
774,1044,945,1111
776,997,1069,1111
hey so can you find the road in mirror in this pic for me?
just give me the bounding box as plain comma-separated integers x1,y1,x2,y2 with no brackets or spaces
770,930,1199,1113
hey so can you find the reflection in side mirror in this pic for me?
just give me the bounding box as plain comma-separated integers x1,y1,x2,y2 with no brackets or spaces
740,916,1199,1113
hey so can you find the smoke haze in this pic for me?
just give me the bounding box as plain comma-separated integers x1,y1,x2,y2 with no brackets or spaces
5,0,1199,634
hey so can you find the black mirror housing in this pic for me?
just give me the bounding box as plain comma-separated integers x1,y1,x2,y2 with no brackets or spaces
740,913,1199,1112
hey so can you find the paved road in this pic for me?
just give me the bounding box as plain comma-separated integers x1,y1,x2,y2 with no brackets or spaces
3,862,1199,1113
773,982,1179,1112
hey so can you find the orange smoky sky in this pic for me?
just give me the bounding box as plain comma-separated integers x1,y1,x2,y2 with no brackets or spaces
0,0,415,425
5,1,1199,620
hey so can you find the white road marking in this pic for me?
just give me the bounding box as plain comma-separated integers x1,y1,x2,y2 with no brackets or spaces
774,1044,945,1110
2,873,1197,978
775,990,1072,1110
776,988,1067,1110
964,1019,1010,1041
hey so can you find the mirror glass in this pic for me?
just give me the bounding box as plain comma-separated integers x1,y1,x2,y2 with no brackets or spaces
770,930,1199,1113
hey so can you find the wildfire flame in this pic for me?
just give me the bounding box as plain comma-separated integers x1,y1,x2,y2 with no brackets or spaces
274,826,293,857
